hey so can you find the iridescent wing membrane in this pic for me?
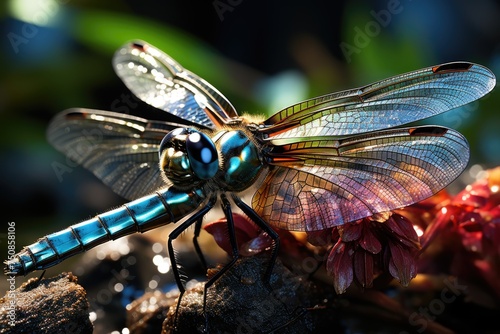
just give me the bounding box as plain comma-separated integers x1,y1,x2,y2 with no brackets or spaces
49,40,495,233
48,110,176,200
48,40,240,200
262,63,494,137
112,41,238,129
254,62,496,231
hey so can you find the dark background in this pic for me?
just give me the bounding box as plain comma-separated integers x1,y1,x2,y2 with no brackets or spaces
1,0,499,288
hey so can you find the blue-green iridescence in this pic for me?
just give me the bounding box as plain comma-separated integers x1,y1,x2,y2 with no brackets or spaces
217,130,262,191
159,128,197,187
186,131,219,179
11,187,205,275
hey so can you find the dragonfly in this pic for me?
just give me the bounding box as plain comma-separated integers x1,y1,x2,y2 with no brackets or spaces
5,41,495,302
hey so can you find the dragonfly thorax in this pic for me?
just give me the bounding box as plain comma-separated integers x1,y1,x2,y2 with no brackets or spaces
213,129,263,192
159,127,219,188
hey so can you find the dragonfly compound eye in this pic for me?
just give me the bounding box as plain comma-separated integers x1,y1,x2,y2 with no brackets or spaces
185,130,219,180
159,128,196,187
159,128,218,187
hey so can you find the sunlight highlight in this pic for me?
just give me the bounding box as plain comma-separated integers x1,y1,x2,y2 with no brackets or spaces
8,0,61,27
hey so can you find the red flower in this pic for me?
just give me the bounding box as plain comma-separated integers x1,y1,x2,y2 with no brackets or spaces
315,213,420,294
204,213,272,256
204,167,500,298
419,167,500,298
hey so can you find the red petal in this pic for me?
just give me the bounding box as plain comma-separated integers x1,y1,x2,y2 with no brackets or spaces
387,214,418,242
360,224,382,254
387,242,417,286
484,221,500,247
453,186,488,207
231,213,261,238
240,232,273,256
204,219,234,254
354,250,374,288
459,228,483,253
469,180,491,197
306,229,333,247
458,212,483,232
326,240,354,294
473,259,500,298
339,220,363,242
420,206,454,250
204,214,260,255
486,205,500,218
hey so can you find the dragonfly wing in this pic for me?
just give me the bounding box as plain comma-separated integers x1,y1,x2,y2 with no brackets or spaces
261,62,495,138
113,40,238,129
47,108,176,200
253,126,469,231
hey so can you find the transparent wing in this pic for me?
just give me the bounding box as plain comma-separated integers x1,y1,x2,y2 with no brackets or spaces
47,108,181,200
253,126,469,231
261,62,495,138
113,40,238,129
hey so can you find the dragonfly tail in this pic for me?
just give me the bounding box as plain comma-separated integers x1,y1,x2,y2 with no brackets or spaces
4,187,206,276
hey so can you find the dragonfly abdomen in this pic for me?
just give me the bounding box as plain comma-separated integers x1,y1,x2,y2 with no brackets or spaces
5,187,206,276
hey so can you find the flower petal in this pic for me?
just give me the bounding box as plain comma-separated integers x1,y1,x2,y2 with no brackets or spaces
204,214,260,255
240,232,273,256
453,184,489,208
306,229,333,247
339,220,363,242
484,220,500,250
354,250,374,288
420,206,454,250
385,214,419,246
387,242,417,286
204,219,233,254
360,224,382,254
326,240,354,294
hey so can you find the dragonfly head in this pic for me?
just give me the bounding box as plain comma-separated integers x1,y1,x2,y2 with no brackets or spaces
159,128,219,187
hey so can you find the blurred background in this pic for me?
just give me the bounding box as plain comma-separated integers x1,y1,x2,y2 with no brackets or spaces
0,0,499,321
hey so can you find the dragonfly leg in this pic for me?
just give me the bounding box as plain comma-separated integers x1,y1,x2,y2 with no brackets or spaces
167,195,216,330
193,216,208,271
231,194,280,285
201,193,240,332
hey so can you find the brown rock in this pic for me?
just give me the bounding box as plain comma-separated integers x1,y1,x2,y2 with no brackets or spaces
0,272,92,334
126,289,178,334
162,255,321,334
